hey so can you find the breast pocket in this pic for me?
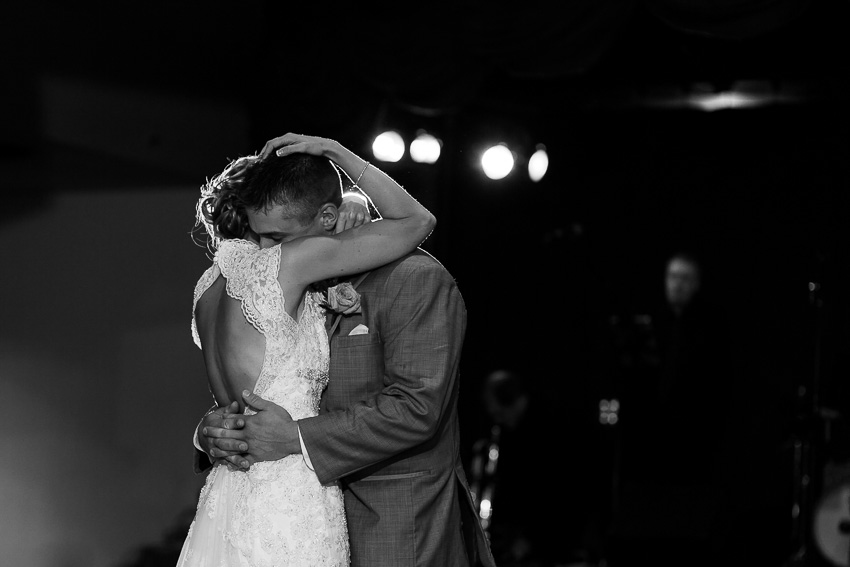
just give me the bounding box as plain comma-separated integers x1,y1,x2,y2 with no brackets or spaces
334,332,381,349
328,332,384,401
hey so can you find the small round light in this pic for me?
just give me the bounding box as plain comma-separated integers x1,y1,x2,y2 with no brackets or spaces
481,144,514,180
528,145,549,182
410,132,441,164
372,131,405,162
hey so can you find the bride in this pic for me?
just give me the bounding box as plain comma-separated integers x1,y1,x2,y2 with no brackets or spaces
176,133,435,566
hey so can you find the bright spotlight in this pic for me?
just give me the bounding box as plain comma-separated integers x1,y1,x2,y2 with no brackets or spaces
689,91,763,112
481,144,514,180
372,131,405,162
410,132,441,164
528,145,548,182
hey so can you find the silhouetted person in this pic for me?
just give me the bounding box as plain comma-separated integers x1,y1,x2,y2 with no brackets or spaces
610,252,733,567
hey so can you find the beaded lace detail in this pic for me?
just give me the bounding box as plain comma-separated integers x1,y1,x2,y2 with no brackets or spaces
180,239,348,567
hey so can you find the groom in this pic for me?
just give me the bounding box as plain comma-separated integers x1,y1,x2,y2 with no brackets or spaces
196,136,496,567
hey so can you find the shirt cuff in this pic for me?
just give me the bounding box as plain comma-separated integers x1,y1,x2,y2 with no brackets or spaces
297,423,315,471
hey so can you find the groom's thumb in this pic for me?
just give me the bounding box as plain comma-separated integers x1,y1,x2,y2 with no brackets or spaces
242,390,270,411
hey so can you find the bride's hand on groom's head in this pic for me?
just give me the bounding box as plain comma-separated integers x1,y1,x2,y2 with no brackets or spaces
259,133,334,160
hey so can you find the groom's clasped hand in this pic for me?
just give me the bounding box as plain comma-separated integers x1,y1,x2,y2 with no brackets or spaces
202,390,297,470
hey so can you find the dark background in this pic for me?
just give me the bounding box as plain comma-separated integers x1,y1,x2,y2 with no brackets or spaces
3,1,849,566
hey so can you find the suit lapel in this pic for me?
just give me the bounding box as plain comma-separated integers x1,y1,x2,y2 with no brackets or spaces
327,313,344,343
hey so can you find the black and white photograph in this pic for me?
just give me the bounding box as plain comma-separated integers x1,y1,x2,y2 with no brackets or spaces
3,2,849,566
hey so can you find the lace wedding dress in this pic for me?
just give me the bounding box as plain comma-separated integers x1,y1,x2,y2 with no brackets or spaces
177,239,349,567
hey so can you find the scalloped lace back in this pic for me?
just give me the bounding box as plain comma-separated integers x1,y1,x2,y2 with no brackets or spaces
179,239,348,567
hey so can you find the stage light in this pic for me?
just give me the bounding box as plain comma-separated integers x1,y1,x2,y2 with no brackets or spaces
690,91,762,112
687,81,773,112
409,132,441,164
481,144,514,180
528,144,548,182
599,398,620,425
372,131,405,162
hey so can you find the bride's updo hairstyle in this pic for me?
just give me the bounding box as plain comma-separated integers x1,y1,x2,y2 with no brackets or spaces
196,154,260,248
242,153,343,225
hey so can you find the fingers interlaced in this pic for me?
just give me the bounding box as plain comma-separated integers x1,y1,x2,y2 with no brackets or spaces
205,426,243,439
214,437,248,452
225,454,253,470
222,417,244,429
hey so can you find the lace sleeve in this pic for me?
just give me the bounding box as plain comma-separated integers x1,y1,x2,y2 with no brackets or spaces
217,240,285,338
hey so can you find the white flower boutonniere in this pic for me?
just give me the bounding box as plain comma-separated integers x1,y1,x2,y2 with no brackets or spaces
322,281,361,315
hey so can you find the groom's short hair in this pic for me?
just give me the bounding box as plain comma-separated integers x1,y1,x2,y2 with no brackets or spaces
243,153,343,224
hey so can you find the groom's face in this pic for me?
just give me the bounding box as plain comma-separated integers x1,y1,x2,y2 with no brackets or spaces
247,203,324,249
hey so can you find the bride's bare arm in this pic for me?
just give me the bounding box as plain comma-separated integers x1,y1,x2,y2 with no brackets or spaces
261,133,436,285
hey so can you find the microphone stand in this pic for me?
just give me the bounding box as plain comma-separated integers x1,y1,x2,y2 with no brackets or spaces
782,270,827,567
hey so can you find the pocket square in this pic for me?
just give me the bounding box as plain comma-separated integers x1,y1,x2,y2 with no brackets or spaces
348,324,369,336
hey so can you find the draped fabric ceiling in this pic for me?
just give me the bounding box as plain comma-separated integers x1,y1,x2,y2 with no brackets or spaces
265,0,814,127
354,0,812,97
14,0,836,142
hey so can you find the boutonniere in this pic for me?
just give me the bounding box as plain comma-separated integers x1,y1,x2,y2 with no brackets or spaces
321,281,362,315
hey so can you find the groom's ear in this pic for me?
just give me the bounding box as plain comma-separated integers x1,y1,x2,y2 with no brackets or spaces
317,203,339,234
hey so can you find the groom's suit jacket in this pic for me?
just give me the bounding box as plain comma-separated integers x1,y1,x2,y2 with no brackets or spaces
298,249,496,567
